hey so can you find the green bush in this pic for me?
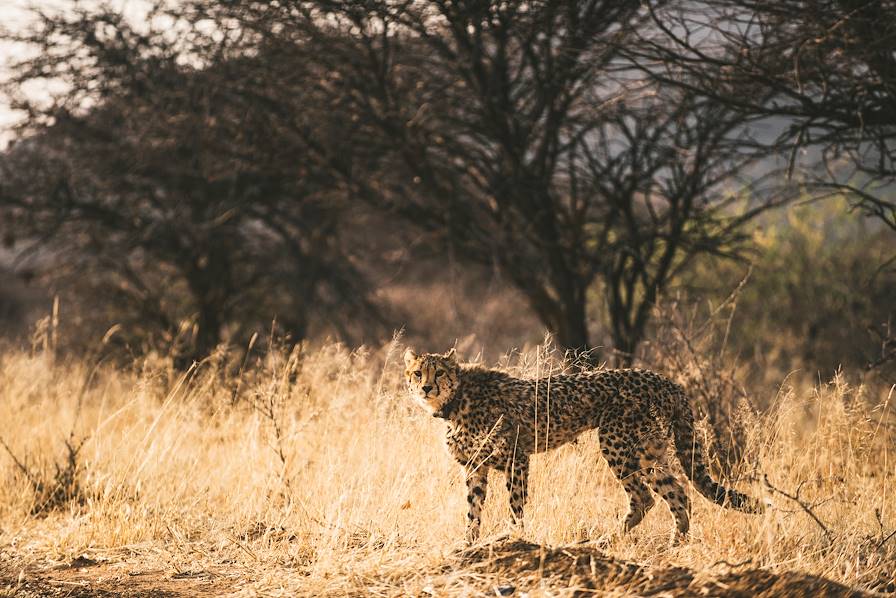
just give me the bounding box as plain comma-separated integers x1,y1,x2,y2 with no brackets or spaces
681,198,896,379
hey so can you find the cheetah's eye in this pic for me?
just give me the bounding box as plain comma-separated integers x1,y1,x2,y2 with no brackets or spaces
435,370,444,378
414,371,422,378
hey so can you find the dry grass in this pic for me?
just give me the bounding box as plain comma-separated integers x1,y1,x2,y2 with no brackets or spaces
0,339,894,596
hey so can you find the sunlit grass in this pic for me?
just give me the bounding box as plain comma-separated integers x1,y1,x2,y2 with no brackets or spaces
0,341,894,595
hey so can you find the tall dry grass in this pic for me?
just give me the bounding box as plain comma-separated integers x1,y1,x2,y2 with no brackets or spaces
0,338,894,595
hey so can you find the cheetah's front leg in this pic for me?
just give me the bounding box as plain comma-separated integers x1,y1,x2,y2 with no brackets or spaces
505,455,530,528
464,466,489,543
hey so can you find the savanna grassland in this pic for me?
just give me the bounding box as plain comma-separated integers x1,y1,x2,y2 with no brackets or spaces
3,0,896,595
0,337,894,596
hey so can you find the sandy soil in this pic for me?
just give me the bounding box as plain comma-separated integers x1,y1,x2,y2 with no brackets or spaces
2,538,883,597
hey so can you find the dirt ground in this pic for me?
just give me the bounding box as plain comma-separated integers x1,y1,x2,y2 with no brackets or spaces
1,539,883,597
0,555,235,597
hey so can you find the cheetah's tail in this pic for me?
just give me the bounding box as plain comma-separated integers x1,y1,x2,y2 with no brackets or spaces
671,394,765,514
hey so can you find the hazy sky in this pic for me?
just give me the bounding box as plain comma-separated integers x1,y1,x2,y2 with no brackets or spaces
0,1,155,148
0,1,34,147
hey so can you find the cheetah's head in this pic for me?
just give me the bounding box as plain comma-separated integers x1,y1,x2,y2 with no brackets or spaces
403,348,460,416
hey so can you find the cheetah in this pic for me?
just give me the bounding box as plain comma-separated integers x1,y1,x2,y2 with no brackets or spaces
404,348,764,543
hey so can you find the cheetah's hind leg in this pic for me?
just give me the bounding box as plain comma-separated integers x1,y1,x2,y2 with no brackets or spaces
599,430,656,536
641,436,691,544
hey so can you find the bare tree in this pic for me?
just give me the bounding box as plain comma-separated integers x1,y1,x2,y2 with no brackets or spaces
637,0,896,230
198,0,778,360
0,6,383,359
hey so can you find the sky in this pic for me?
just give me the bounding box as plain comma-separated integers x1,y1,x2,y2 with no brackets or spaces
0,1,155,148
0,1,34,148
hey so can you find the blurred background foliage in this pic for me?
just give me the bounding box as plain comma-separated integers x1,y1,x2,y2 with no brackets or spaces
0,1,893,382
681,198,896,378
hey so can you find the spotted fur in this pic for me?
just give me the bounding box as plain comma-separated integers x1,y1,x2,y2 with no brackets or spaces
404,349,763,543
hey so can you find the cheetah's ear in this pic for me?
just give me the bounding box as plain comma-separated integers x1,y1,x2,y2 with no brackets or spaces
444,348,457,362
403,348,417,366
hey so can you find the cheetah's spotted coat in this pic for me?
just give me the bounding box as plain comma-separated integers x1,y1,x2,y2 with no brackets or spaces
404,349,763,543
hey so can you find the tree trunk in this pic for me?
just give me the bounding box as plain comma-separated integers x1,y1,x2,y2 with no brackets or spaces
611,330,640,367
554,296,592,358
183,240,232,364
194,300,222,359
525,282,594,360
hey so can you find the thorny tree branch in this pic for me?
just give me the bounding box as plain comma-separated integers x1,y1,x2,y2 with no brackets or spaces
764,474,834,546
866,319,896,372
874,508,896,551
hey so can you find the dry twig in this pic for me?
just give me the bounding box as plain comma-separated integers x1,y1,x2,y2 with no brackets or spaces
764,475,833,546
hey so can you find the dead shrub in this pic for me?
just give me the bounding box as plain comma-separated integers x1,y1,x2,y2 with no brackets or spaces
639,285,761,479
1,432,88,516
